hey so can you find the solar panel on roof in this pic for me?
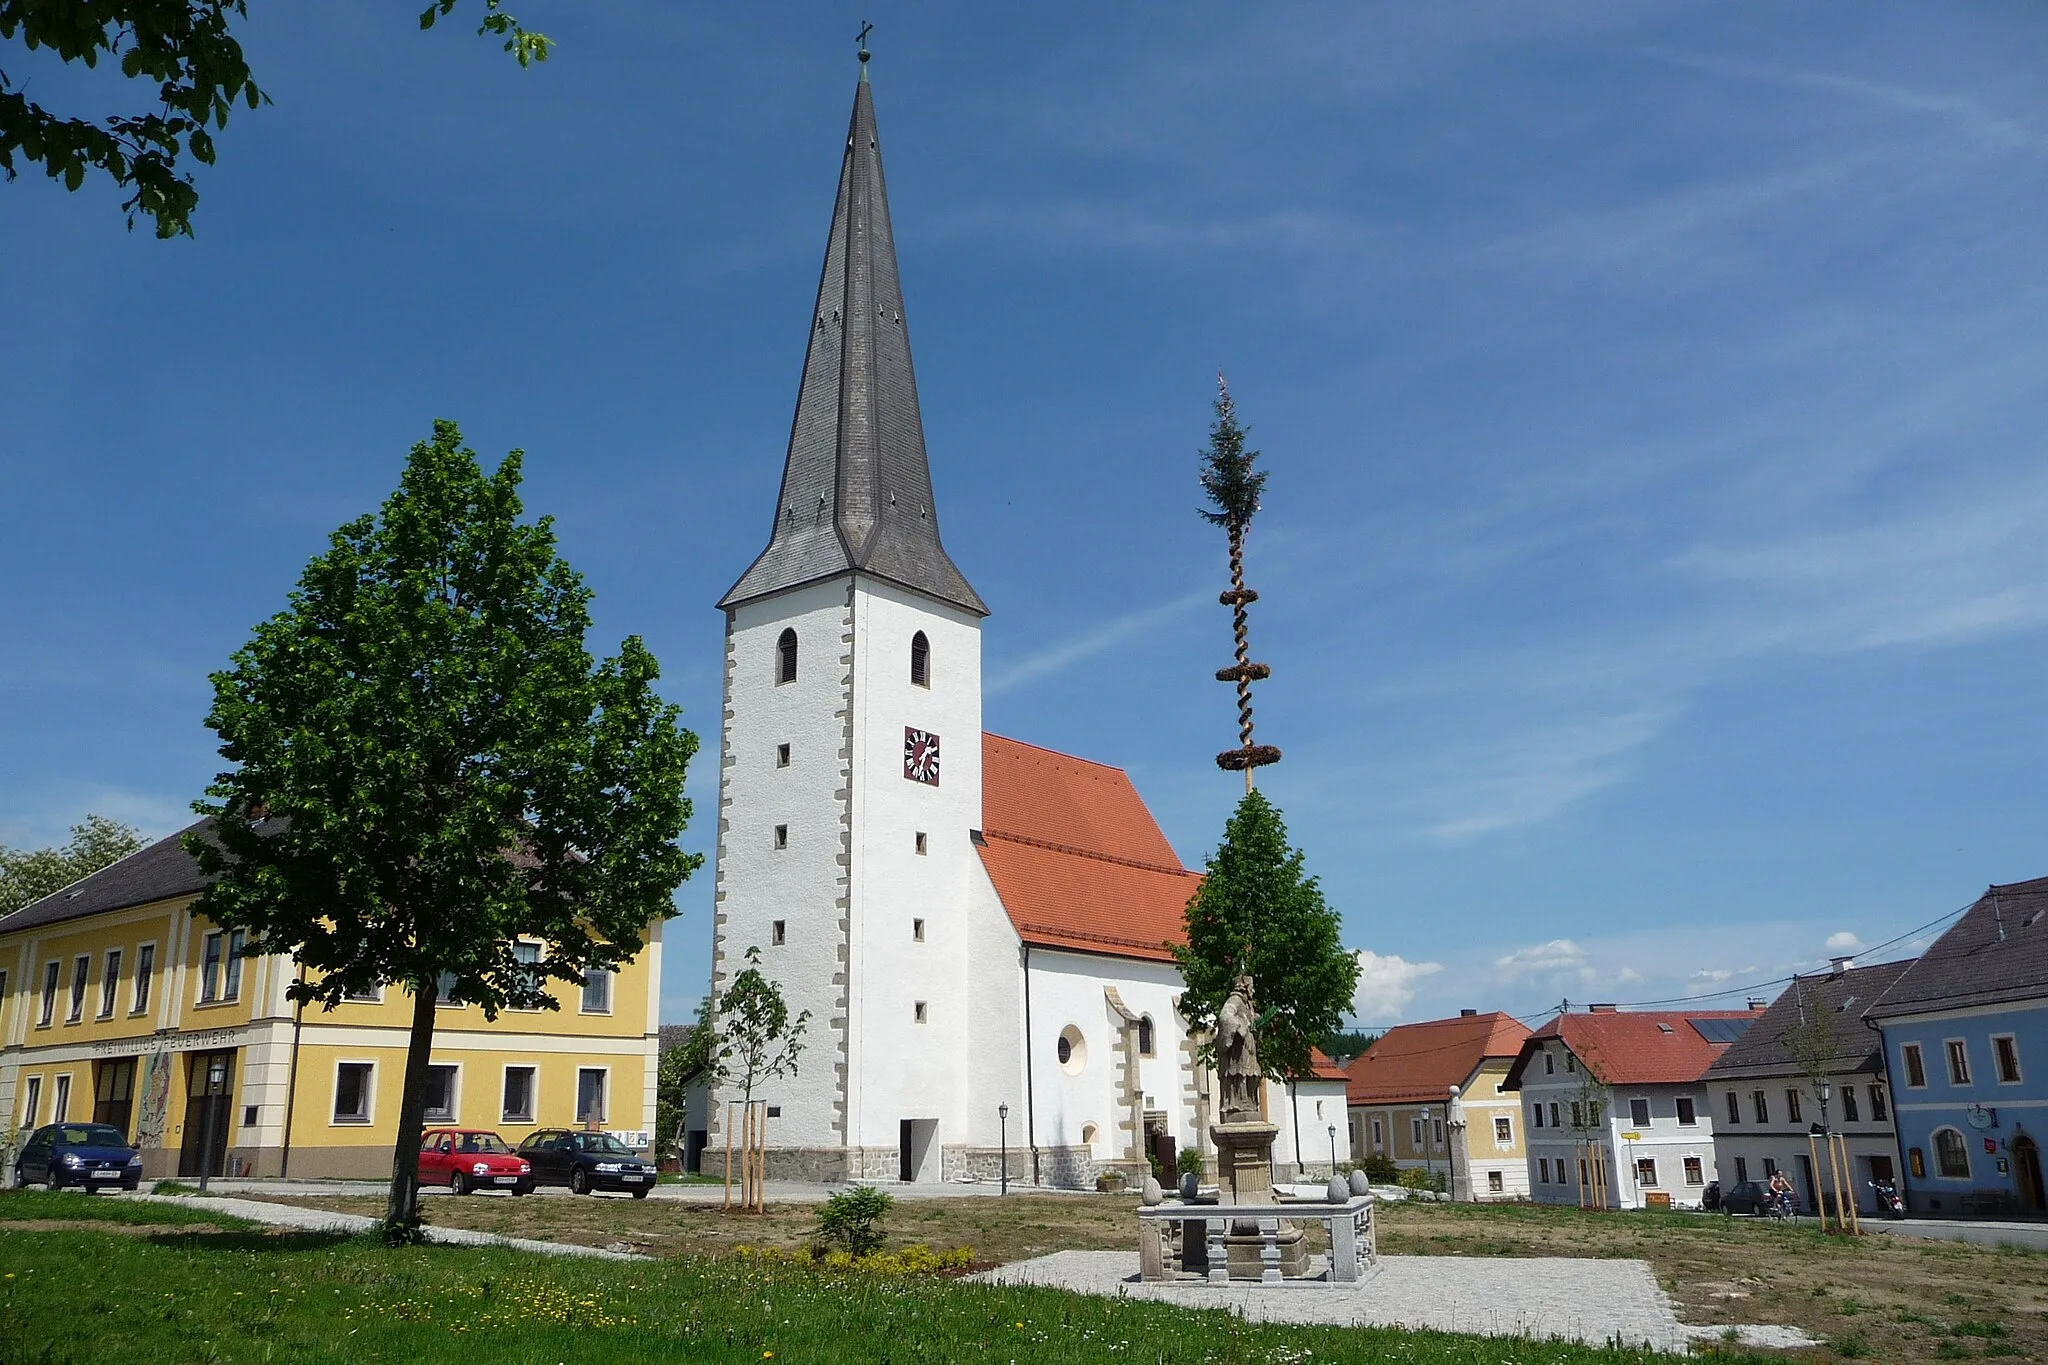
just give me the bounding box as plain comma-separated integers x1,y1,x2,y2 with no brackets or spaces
1689,1018,1753,1044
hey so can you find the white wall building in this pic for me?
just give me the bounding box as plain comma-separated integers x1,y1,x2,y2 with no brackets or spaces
701,64,1342,1188
1505,1004,1763,1210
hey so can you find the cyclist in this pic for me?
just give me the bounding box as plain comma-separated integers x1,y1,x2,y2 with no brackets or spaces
1767,1169,1797,1219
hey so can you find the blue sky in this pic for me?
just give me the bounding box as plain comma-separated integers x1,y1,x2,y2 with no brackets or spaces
5,4,2047,1030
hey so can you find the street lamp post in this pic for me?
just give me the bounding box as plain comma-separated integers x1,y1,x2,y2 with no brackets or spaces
1420,1106,1434,1190
998,1103,1010,1197
1327,1124,1337,1178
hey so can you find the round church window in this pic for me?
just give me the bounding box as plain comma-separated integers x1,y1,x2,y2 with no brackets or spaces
1057,1026,1086,1074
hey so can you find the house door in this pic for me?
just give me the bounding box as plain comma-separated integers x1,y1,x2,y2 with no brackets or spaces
1796,1153,1817,1216
1145,1112,1175,1182
2014,1137,2046,1213
177,1050,236,1178
93,1058,137,1138
899,1120,914,1182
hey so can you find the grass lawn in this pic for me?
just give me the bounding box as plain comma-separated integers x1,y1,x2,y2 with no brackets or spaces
0,1193,1736,1365
219,1188,2048,1361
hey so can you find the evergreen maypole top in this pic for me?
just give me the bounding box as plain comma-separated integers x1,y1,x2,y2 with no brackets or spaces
1201,374,1280,787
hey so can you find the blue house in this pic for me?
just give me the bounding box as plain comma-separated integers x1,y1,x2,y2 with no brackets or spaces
1868,878,2048,1217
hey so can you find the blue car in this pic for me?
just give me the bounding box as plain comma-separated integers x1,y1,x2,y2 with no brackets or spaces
12,1123,143,1192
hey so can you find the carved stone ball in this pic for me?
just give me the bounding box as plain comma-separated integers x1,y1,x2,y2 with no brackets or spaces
1141,1175,1164,1206
1349,1168,1371,1196
1327,1174,1349,1204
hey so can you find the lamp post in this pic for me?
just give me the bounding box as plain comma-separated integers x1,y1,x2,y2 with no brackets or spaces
1327,1123,1338,1177
1420,1105,1434,1190
998,1103,1009,1197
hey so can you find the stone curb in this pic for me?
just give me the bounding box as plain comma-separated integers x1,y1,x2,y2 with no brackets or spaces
124,1193,648,1260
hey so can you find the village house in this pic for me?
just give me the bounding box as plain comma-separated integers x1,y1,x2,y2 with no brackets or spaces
1,824,661,1180
1701,958,1910,1215
1344,1010,1532,1199
1504,1004,1761,1210
1867,878,2048,1216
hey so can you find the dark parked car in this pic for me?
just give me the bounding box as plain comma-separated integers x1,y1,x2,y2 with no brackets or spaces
516,1129,656,1196
1718,1180,1774,1215
12,1123,142,1192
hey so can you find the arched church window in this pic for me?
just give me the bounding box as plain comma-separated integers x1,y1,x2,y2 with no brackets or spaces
910,631,930,688
1137,1016,1155,1057
777,629,797,685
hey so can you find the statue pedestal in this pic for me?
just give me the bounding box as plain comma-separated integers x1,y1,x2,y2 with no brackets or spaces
1208,1120,1306,1281
1211,1120,1279,1204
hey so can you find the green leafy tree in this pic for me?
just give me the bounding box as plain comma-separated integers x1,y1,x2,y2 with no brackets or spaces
186,418,698,1242
710,946,809,1109
0,1,548,238
1173,789,1356,1084
0,815,147,913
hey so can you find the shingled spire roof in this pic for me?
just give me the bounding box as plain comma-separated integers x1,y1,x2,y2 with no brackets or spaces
719,67,986,616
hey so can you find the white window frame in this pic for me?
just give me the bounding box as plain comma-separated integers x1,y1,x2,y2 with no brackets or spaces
21,1075,42,1128
131,942,156,1016
1371,1117,1383,1149
1724,1090,1740,1125
422,1062,461,1124
1494,1115,1513,1147
223,928,246,1002
1487,1169,1504,1193
198,930,224,1005
67,954,90,1023
1991,1033,2022,1086
501,1064,538,1124
1683,1155,1704,1186
342,981,385,1004
38,961,59,1028
1531,1102,1544,1129
331,1060,376,1125
98,949,123,1019
1901,1042,1927,1089
1943,1037,1971,1087
1676,1095,1697,1127
575,1066,609,1125
1548,1101,1560,1128
509,941,543,1011
1538,1156,1550,1183
1931,1125,1972,1180
1635,1156,1657,1188
1869,1082,1888,1121
51,1072,72,1122
1411,1116,1423,1147
580,968,614,1015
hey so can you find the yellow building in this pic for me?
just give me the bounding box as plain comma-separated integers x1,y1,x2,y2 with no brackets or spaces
0,822,661,1180
1344,1010,1533,1200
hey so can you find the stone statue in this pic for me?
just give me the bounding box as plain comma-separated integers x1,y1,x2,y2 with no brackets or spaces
1215,974,1263,1122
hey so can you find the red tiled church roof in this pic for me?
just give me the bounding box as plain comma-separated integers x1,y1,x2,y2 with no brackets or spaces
1345,1012,1531,1105
977,733,1200,963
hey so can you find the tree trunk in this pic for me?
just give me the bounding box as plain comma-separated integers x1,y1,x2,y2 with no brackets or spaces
384,983,439,1238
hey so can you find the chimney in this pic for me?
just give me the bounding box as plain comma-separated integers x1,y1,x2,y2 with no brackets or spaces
1588,1003,1618,1013
1460,1008,1478,1018
1746,997,1767,1012
1829,956,1854,977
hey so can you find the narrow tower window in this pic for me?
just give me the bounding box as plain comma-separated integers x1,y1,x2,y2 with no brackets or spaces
772,920,786,946
776,742,791,768
773,824,788,849
777,628,798,684
909,631,930,688
912,918,925,942
914,832,927,855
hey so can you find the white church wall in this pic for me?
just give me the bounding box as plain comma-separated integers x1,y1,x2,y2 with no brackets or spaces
712,578,857,1159
1023,948,1196,1187
1273,1077,1353,1180
843,577,984,1176
960,855,1026,1166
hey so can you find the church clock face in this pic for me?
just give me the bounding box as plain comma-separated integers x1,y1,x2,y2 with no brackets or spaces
904,727,940,785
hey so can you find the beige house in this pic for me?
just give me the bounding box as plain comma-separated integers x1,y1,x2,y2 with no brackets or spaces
1346,1009,1533,1199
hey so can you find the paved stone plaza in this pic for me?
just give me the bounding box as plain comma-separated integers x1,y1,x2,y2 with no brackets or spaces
977,1250,1818,1354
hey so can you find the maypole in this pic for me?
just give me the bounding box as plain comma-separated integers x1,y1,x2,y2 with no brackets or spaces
1202,374,1281,790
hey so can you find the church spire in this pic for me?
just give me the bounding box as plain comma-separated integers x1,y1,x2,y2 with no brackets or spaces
719,60,987,616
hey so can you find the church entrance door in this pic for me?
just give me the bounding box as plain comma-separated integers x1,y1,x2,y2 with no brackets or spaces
899,1118,937,1182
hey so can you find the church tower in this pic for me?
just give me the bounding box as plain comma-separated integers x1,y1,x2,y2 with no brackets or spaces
711,58,988,1181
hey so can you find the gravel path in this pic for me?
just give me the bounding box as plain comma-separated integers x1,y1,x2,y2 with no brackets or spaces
975,1250,1817,1354
127,1193,646,1260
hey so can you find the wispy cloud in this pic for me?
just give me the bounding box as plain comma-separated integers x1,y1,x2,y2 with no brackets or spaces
986,590,1210,696
1415,708,1678,843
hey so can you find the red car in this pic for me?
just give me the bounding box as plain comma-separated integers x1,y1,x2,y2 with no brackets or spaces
419,1128,534,1195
